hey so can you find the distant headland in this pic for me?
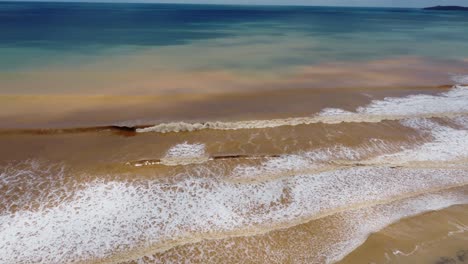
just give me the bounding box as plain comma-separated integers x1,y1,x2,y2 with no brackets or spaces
424,6,468,11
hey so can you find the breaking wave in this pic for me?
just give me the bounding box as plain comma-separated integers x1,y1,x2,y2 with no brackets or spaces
136,85,468,133
1,165,467,263
1,114,468,263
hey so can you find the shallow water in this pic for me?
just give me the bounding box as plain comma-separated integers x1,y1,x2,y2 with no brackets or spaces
1,2,468,264
1,87,468,263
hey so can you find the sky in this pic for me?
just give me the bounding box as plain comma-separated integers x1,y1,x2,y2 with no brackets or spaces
3,0,468,7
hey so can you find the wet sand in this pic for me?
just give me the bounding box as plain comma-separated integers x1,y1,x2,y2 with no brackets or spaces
341,204,468,264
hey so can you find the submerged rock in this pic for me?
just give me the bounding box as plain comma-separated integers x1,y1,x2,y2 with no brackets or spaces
435,257,456,264
457,250,468,262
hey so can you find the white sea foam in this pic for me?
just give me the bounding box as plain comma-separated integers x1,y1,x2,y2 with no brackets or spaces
136,85,468,133
452,115,468,129
159,142,209,166
2,85,468,262
1,116,468,262
140,191,468,264
318,108,354,116
373,118,468,164
230,142,400,181
451,74,468,85
0,161,76,214
356,85,468,117
1,163,467,263
230,116,468,182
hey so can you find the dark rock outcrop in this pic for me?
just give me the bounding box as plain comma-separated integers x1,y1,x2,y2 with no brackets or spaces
424,6,468,11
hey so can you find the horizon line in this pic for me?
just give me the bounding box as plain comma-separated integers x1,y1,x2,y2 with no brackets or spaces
0,0,445,9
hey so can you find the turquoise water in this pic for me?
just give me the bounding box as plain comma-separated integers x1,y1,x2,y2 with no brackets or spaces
1,2,468,72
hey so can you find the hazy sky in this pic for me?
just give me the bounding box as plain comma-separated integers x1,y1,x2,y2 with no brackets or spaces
5,0,468,7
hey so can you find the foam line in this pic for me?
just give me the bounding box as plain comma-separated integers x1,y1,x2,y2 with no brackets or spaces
137,85,468,133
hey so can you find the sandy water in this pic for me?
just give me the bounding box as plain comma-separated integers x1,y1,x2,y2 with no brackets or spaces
1,82,468,263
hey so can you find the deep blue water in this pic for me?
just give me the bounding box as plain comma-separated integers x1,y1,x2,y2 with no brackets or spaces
2,2,468,48
1,1,468,70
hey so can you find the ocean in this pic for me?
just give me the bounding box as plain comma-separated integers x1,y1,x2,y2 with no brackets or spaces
0,2,468,263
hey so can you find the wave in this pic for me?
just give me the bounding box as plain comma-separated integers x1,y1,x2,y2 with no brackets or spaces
228,142,401,183
1,162,468,263
451,74,468,85
1,115,468,262
128,114,468,169
372,118,468,164
1,84,466,136
136,85,468,133
1,82,468,263
135,189,468,264
229,116,468,183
